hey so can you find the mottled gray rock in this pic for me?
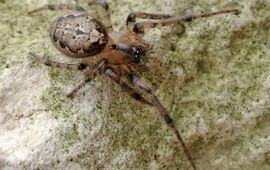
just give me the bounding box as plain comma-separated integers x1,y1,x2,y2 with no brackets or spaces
0,0,269,169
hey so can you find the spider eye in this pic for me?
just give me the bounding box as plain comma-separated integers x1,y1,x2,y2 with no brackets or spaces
132,47,145,64
134,53,141,63
132,47,141,55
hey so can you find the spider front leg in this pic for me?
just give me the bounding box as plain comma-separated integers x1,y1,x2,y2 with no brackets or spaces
88,0,113,31
104,67,152,106
121,65,197,170
129,9,240,36
28,3,86,15
126,12,175,33
29,52,87,71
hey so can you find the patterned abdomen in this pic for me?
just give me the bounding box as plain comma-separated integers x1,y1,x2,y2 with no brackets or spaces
50,13,108,58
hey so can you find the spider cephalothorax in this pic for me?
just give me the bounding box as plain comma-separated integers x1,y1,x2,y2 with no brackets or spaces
111,43,146,64
28,1,240,169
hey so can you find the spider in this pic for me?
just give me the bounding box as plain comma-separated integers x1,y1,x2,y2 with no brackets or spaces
28,1,240,169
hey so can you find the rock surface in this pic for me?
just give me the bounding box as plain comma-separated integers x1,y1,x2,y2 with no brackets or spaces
0,0,269,169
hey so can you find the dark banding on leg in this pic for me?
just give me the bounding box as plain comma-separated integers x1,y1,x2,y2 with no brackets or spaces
67,59,107,98
150,95,197,170
131,9,240,36
126,12,174,32
121,64,197,170
88,0,113,31
28,3,86,15
120,65,151,93
29,52,87,70
104,67,152,106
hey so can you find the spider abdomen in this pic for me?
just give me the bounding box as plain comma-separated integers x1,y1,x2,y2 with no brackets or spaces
50,13,108,58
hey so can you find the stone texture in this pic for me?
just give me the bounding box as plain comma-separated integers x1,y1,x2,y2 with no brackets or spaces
0,0,269,169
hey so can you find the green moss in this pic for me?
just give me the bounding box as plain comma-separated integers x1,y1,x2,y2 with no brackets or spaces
1,0,270,169
59,123,80,146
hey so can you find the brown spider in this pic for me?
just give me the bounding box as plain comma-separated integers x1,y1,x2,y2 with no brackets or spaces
28,1,240,169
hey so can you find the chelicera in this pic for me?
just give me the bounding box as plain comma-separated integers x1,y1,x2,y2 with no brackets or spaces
28,1,240,169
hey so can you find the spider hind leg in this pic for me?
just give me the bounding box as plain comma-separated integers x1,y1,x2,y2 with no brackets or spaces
88,0,113,31
28,3,86,15
29,52,87,70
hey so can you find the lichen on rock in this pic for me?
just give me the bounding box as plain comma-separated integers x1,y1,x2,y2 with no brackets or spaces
0,0,270,169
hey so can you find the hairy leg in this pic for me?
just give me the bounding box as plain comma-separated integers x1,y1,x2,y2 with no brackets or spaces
28,3,86,15
67,59,106,98
88,0,113,31
104,67,152,106
121,64,197,170
130,9,240,36
29,52,87,70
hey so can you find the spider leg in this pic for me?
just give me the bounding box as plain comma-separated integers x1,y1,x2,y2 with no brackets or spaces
126,12,175,32
88,0,113,31
29,52,87,71
121,65,197,170
130,9,240,36
28,3,86,15
150,96,196,170
67,59,106,98
104,67,153,106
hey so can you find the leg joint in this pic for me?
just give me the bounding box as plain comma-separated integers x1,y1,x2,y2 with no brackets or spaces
164,114,173,125
133,23,144,34
182,15,193,22
127,12,136,23
132,92,142,100
79,63,87,70
48,4,55,10
76,5,86,11
102,3,109,11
